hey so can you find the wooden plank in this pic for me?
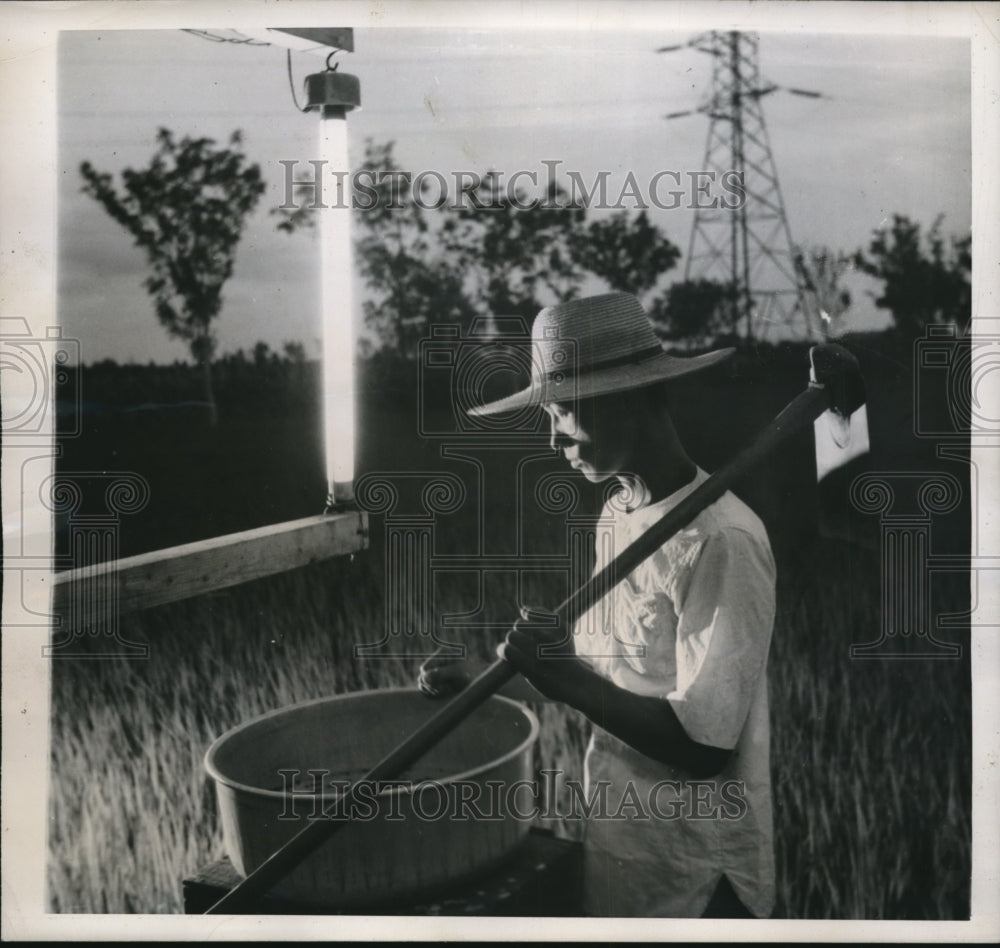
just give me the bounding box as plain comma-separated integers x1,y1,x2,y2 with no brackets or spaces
52,511,368,620
269,27,355,52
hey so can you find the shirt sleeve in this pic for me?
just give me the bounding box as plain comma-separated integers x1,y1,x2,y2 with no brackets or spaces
665,527,776,750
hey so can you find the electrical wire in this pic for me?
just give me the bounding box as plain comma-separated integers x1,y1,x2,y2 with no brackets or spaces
181,29,271,46
286,49,308,113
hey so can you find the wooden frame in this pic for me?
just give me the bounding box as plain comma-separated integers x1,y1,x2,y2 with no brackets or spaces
52,510,368,620
43,27,368,631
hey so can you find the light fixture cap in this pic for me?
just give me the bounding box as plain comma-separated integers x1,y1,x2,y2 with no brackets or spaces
304,71,361,112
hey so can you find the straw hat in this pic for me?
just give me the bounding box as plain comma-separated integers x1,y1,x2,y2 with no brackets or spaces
468,292,734,416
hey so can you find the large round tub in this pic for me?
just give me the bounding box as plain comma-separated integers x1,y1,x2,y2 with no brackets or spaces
204,688,539,908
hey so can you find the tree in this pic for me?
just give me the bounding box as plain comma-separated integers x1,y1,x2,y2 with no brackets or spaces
80,128,265,425
278,140,689,357
793,246,852,339
274,139,479,360
568,209,681,298
441,171,589,318
649,279,736,348
352,141,479,359
853,214,971,337
282,341,307,364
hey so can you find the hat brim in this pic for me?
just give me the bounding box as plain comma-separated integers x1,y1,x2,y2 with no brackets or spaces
467,347,735,417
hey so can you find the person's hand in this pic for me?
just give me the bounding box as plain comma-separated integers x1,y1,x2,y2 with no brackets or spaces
417,647,474,700
498,606,589,705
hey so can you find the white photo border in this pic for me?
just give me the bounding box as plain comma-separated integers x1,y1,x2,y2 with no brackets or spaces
2,0,997,941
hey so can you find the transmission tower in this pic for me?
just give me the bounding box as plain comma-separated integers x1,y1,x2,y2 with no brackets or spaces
660,31,823,342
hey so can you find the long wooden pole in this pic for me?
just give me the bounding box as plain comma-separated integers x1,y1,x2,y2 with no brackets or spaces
206,378,833,914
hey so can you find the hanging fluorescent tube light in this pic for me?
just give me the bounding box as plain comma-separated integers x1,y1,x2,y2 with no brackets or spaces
303,56,361,508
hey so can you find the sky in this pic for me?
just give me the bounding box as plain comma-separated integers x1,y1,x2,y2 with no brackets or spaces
58,23,972,364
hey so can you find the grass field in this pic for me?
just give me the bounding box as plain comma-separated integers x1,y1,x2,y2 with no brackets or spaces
47,338,972,917
46,540,970,917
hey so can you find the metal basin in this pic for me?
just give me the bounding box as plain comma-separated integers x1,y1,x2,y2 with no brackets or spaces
204,688,539,907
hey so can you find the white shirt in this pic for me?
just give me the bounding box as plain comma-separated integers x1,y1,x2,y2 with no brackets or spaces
572,468,776,918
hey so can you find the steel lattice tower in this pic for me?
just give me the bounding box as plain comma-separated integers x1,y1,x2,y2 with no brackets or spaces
664,31,818,341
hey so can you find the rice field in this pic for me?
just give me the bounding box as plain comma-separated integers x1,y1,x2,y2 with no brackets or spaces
47,341,971,917
46,535,970,917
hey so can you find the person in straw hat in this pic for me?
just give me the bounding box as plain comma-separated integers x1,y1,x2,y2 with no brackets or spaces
419,292,776,918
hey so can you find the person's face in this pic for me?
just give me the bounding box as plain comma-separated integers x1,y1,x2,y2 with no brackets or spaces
543,394,633,483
